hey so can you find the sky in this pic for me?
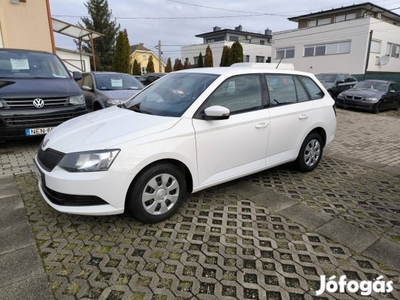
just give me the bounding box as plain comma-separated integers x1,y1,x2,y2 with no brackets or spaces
49,0,400,62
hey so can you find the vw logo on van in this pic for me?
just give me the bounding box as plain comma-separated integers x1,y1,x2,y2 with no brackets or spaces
33,98,45,109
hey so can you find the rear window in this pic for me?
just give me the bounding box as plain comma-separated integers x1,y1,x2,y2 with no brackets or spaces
0,50,71,79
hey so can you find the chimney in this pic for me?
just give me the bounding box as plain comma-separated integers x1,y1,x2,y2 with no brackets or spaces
235,25,242,31
213,26,221,31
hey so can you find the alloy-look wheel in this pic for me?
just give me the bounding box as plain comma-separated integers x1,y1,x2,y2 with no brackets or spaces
126,162,186,223
296,133,323,172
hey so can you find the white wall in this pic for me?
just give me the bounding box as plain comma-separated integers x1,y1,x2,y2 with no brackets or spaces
56,49,91,72
272,17,373,74
181,41,271,67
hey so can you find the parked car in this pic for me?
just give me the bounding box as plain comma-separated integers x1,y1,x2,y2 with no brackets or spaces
316,73,357,98
138,73,166,85
77,72,143,111
336,79,400,113
33,66,336,223
0,48,86,140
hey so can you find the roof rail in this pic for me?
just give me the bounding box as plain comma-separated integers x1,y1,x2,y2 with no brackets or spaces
230,62,295,70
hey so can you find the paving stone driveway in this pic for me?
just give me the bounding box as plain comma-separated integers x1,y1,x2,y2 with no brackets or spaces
1,108,399,299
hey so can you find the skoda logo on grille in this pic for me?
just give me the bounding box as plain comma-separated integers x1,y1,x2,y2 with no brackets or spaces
33,98,45,109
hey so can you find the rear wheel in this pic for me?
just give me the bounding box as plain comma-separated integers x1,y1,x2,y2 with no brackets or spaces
126,163,186,223
296,133,323,172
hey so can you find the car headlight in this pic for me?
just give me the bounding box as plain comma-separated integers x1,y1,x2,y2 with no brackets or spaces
336,94,344,99
106,98,125,106
58,149,120,172
365,97,379,102
69,94,85,105
0,100,3,108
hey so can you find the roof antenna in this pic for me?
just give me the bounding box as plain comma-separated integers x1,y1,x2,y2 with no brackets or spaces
276,57,283,69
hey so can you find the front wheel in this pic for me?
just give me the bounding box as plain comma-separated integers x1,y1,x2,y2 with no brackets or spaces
296,133,323,172
126,163,187,223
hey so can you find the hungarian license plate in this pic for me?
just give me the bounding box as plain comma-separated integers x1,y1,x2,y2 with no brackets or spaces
25,127,53,136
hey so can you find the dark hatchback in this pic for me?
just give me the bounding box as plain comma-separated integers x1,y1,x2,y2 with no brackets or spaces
0,49,86,140
336,80,400,113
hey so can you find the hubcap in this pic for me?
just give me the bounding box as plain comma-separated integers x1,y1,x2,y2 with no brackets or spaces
142,173,180,215
304,139,321,167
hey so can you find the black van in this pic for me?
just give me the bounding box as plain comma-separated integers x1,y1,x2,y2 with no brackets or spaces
0,49,87,140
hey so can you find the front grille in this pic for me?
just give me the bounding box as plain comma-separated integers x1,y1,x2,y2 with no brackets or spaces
3,97,69,109
4,112,75,127
42,184,108,206
345,95,363,101
37,145,65,171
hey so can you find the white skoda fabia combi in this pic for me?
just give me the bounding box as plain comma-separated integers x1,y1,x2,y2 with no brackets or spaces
34,65,336,223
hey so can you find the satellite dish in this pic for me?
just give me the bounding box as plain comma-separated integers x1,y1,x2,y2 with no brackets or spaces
379,55,389,65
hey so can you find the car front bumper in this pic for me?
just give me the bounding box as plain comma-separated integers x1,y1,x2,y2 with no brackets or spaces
33,156,130,216
335,99,377,112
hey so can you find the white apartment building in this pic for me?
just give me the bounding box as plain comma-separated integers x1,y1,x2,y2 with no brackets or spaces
181,26,272,67
272,2,400,80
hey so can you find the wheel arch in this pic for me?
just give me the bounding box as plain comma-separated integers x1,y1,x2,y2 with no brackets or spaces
306,127,327,148
125,158,194,201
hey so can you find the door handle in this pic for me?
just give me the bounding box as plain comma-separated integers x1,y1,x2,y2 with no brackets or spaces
255,122,269,129
298,114,309,120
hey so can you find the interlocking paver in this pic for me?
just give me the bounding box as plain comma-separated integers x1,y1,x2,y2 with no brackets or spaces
1,108,400,299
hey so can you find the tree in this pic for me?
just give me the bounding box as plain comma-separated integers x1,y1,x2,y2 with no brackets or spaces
229,41,243,65
220,45,231,66
173,58,184,71
112,29,130,73
165,58,172,73
183,59,191,69
146,56,155,73
79,0,120,71
204,45,213,67
132,59,141,75
197,52,203,68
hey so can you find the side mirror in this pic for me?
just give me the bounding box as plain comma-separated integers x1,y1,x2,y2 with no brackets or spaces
389,89,396,93
72,71,82,81
203,105,230,120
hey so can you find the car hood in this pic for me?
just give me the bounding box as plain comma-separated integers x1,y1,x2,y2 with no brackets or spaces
340,88,384,98
42,106,180,153
0,78,82,97
100,89,141,100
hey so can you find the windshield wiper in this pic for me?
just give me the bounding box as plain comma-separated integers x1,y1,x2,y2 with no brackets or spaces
131,104,153,115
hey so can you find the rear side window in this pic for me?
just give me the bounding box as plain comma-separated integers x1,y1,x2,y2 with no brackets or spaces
265,74,324,106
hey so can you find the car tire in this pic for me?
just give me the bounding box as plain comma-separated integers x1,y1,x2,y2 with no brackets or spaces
126,162,186,223
296,133,323,172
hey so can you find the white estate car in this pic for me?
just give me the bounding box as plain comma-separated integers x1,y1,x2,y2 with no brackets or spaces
33,66,336,223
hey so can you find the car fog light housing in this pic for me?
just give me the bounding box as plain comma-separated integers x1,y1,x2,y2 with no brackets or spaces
59,149,120,172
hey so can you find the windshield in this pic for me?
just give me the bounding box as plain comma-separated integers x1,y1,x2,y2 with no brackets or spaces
0,50,71,78
354,81,388,92
316,74,338,82
124,72,218,117
94,73,143,90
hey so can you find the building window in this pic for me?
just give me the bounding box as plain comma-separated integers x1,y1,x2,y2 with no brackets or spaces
309,20,317,27
142,55,147,61
305,41,351,57
260,40,265,45
243,55,250,62
256,56,265,62
387,43,400,58
230,36,239,42
370,40,381,53
193,56,199,65
276,47,295,59
318,18,331,26
336,13,356,22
